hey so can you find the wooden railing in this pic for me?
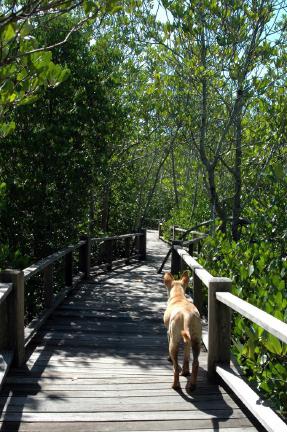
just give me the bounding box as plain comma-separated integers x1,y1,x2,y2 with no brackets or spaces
0,229,146,390
157,223,207,275
170,243,287,432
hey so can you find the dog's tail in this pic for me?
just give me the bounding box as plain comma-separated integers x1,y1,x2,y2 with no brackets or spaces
181,313,191,343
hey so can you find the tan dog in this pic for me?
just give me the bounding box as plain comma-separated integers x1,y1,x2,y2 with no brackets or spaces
163,271,202,390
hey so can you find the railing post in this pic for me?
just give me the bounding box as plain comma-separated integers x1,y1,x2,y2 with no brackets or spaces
125,237,131,265
79,236,91,278
171,241,182,274
172,225,177,241
193,270,204,317
138,228,147,260
198,239,202,255
188,242,194,256
104,239,113,271
64,248,73,287
208,277,232,381
158,222,162,239
0,270,25,367
43,264,53,308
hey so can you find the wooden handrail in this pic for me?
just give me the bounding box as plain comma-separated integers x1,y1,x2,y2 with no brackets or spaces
91,232,142,243
216,291,287,345
23,245,77,281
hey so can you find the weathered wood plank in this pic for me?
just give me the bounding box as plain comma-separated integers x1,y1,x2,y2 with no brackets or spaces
2,383,226,393
0,419,262,432
216,292,287,344
0,409,251,422
0,397,240,411
216,365,287,432
0,389,230,399
5,375,207,384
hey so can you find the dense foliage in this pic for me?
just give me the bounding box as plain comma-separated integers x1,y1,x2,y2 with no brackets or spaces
0,0,286,418
200,228,287,416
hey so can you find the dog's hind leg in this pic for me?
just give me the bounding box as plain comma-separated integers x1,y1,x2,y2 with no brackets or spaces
189,338,200,390
169,337,180,389
181,340,191,377
166,331,172,363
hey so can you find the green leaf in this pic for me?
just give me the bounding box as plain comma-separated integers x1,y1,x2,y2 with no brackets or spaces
0,121,16,138
264,334,282,355
2,23,16,42
249,264,254,276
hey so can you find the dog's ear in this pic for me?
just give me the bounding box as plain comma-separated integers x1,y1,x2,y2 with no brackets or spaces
164,272,174,289
181,271,189,289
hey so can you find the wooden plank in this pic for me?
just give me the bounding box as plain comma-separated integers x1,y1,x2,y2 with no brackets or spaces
40,321,165,333
0,283,12,306
0,408,250,422
0,419,262,432
36,330,166,341
216,292,287,344
25,356,195,368
51,309,163,320
26,348,178,362
0,389,230,399
5,375,209,385
3,383,226,393
195,268,214,288
0,351,13,390
10,369,181,378
0,397,240,411
216,365,287,432
174,247,203,270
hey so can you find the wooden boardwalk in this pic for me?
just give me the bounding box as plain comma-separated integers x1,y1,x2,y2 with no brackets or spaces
0,231,264,431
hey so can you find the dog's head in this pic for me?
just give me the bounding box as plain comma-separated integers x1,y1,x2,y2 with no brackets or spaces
164,271,189,295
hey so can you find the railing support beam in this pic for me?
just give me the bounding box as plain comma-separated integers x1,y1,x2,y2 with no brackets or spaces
0,270,25,367
171,241,182,274
208,277,232,380
138,228,147,260
79,237,91,278
64,249,73,287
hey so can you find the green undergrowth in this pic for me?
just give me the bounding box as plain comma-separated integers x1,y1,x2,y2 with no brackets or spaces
199,229,287,417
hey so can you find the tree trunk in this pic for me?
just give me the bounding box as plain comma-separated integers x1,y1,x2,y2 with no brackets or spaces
232,89,243,241
198,25,227,231
171,146,179,208
101,182,110,232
